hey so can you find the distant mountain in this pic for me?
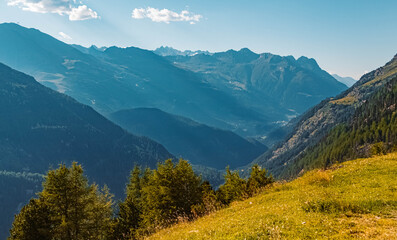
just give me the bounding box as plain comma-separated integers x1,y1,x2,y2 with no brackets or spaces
154,46,211,57
109,108,267,169
0,62,174,194
0,23,276,137
332,74,357,87
252,54,397,178
166,48,347,116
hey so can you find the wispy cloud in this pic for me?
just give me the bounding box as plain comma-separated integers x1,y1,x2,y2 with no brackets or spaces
7,0,99,21
132,7,202,24
59,31,72,40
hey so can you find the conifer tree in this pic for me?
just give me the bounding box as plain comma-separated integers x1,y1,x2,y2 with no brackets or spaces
141,159,202,233
8,163,113,240
217,167,246,205
113,166,146,239
191,181,219,216
8,198,52,240
246,164,273,197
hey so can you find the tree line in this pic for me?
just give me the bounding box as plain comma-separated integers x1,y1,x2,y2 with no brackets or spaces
9,159,273,240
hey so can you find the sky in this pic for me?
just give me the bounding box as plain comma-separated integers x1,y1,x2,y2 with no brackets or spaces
1,0,397,79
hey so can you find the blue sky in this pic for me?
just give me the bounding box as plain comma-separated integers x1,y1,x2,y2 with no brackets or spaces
1,0,397,79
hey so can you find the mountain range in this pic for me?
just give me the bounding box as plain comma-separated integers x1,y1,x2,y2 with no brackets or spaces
0,23,269,137
0,23,347,140
164,48,347,117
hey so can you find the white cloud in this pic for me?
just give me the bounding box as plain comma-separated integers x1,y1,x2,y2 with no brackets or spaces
59,31,72,40
69,5,98,21
7,0,99,21
132,7,202,24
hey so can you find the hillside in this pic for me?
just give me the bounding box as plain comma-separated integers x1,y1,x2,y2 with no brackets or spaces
149,153,397,239
253,54,397,178
109,108,267,169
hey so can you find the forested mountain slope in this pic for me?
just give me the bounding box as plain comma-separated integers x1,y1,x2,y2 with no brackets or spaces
0,63,173,195
253,54,397,178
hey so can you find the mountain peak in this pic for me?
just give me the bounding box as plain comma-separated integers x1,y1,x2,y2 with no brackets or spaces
239,48,254,53
154,46,210,57
297,56,320,70
89,45,107,52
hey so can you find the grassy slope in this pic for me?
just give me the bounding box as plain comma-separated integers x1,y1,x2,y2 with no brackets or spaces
148,153,397,239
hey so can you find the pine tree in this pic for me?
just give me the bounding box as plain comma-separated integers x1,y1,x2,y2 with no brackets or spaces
8,198,52,240
113,166,145,239
246,165,273,197
217,167,246,205
140,159,202,233
8,163,113,240
191,181,219,217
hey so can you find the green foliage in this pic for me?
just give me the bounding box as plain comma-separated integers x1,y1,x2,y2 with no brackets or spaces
113,160,274,238
8,199,52,240
246,165,274,197
112,166,147,239
114,159,204,238
8,163,113,240
217,167,247,205
217,165,274,205
285,76,397,177
141,159,202,233
191,181,220,217
9,159,273,239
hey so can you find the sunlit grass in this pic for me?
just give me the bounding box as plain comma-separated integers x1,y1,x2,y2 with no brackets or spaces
330,96,357,105
148,153,397,239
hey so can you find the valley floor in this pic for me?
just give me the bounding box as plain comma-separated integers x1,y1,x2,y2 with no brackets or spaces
148,153,397,239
